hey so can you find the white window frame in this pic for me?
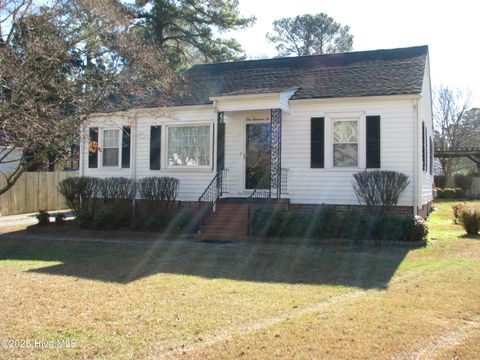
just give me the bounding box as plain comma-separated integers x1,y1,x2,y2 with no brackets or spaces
333,119,359,168
164,123,213,170
100,128,121,168
324,112,366,170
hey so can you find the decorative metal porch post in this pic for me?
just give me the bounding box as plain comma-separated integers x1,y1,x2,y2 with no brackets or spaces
216,112,225,172
270,108,282,198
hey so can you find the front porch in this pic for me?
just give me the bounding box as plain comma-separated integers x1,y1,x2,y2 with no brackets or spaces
199,107,287,206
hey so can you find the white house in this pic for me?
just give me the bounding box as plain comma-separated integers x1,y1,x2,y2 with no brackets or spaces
80,45,434,226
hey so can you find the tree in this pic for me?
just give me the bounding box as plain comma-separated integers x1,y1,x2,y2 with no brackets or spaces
125,0,255,69
433,86,480,184
0,0,176,194
266,13,353,57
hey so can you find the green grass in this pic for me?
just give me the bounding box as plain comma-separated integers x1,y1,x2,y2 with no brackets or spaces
0,201,479,359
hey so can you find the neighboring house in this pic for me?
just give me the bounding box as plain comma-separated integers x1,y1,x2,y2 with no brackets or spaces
80,45,434,226
0,146,22,172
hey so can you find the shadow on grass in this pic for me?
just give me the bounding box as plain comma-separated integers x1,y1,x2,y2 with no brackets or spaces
460,233,480,240
0,230,417,289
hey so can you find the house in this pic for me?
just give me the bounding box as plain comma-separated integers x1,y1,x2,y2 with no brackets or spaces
80,45,434,238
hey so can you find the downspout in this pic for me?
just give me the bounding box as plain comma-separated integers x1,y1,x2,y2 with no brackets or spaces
412,99,419,216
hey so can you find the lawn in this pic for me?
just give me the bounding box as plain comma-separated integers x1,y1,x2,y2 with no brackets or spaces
0,201,479,359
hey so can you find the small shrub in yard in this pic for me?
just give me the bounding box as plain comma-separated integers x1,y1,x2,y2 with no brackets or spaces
436,188,464,199
138,177,180,202
352,170,410,215
452,203,467,224
403,215,429,242
35,210,50,226
58,176,102,215
100,177,136,200
458,206,480,235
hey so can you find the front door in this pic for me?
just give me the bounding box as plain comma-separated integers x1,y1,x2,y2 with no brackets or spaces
245,123,271,190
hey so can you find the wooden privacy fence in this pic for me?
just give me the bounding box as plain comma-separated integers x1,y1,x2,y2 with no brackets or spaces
470,178,480,198
0,171,78,216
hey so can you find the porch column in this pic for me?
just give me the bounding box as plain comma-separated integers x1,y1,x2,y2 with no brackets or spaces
216,111,225,172
270,108,282,198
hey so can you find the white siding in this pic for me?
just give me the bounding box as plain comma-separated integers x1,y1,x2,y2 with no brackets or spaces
82,107,217,201
282,98,416,206
82,95,423,207
417,55,434,206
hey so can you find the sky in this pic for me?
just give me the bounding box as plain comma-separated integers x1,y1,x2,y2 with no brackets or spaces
227,0,480,107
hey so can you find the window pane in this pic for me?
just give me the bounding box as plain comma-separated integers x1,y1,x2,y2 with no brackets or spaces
103,129,119,148
334,144,358,167
168,126,210,166
103,148,119,167
334,121,357,143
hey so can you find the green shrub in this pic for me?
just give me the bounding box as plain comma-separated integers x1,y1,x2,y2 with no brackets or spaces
314,207,341,239
167,211,192,234
341,210,375,240
436,188,464,199
92,211,123,230
458,206,480,235
58,176,102,215
35,210,50,226
280,211,314,238
403,215,429,242
75,211,93,228
250,207,283,237
372,214,406,241
434,175,446,188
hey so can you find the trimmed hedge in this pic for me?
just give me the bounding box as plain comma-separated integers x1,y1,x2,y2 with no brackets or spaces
436,188,464,199
250,207,428,242
58,176,190,232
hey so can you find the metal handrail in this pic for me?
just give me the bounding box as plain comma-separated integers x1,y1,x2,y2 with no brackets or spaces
198,169,228,205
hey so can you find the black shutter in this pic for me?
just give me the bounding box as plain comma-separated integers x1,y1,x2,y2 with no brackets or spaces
429,137,433,174
422,122,426,171
121,126,131,168
150,126,161,170
217,118,225,171
88,127,98,168
366,116,381,168
311,117,324,168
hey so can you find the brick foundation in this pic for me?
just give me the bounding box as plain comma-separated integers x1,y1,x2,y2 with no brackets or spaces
417,201,433,219
287,203,414,216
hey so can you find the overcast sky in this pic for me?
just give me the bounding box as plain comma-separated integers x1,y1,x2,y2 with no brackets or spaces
228,0,480,107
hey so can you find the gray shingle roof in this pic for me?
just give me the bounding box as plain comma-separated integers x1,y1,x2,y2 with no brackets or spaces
171,45,428,106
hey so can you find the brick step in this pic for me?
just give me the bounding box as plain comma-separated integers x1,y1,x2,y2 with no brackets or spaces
197,233,246,241
203,217,248,225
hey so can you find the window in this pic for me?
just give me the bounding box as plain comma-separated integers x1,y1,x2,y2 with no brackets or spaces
333,120,358,167
102,129,120,167
167,125,210,167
